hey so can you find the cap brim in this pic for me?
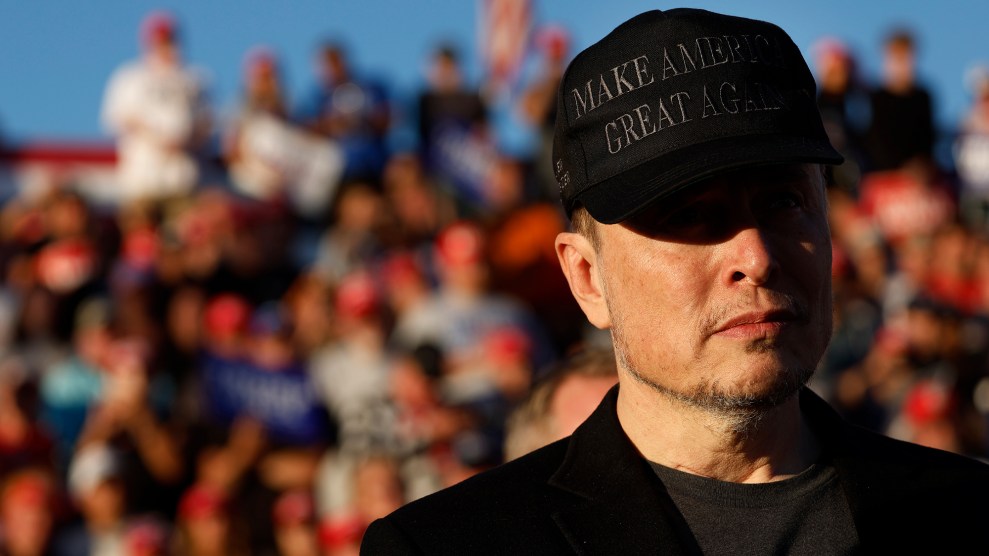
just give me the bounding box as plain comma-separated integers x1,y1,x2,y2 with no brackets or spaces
576,134,843,225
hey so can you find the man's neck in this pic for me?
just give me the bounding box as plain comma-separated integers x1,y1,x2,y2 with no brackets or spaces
616,379,819,483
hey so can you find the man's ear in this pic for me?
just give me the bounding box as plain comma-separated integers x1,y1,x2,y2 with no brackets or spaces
555,232,611,330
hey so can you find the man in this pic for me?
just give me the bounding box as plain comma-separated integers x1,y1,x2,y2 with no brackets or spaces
101,11,211,203
361,9,989,555
504,349,617,460
864,28,935,172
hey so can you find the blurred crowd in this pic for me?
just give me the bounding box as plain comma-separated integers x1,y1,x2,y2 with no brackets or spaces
0,8,988,556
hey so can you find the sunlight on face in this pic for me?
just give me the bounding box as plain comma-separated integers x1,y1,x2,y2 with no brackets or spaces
597,164,832,428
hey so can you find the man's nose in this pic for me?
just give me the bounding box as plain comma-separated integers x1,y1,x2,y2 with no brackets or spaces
724,225,778,287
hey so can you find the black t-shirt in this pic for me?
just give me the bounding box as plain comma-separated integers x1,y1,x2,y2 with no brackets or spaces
651,461,859,555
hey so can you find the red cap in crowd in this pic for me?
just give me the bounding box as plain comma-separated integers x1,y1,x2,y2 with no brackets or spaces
178,484,229,520
204,294,252,340
435,221,486,267
245,46,278,80
272,490,315,527
318,513,366,550
335,271,380,320
140,11,177,47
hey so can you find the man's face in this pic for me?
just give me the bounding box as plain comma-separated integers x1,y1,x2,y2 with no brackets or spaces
589,164,832,417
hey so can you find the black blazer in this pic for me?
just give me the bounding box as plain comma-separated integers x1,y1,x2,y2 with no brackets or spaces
362,387,989,555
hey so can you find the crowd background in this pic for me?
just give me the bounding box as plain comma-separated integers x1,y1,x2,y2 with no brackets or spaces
1,2,989,555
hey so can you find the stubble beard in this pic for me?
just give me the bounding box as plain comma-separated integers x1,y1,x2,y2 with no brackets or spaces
610,308,816,438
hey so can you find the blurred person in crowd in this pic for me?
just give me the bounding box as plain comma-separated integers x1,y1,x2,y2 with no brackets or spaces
973,236,989,314
955,65,989,231
415,44,488,191
831,328,911,432
379,252,431,330
388,344,464,454
121,516,169,556
864,28,936,172
3,188,107,368
389,222,553,471
385,344,468,497
101,11,211,203
416,44,487,166
154,189,234,289
486,24,569,172
72,337,182,516
381,153,457,250
283,272,335,358
0,467,56,556
0,358,55,478
226,47,344,218
311,181,388,284
9,287,65,378
816,249,884,399
924,223,981,313
224,202,299,302
32,191,102,309
504,349,617,460
890,378,962,452
351,456,404,526
812,37,866,193
317,513,364,556
857,159,953,247
39,298,111,464
483,155,584,353
314,454,405,556
52,445,129,556
201,298,331,449
300,41,391,180
392,220,553,376
519,25,572,198
272,490,320,556
310,271,394,455
155,190,296,303
364,9,989,554
173,483,248,556
160,284,206,415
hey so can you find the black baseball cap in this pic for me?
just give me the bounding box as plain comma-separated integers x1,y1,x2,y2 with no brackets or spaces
553,9,842,224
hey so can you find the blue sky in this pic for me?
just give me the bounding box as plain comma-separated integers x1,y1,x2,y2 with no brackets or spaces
2,1,986,142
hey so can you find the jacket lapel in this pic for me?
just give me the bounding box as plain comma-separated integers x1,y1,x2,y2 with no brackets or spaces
547,386,701,556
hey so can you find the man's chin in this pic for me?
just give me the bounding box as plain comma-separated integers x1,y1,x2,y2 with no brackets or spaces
706,364,815,413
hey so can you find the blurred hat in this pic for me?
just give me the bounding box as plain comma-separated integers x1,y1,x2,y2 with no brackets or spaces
272,490,315,527
2,472,51,508
244,46,278,79
435,222,486,267
204,294,252,340
178,484,229,520
318,513,366,549
484,326,532,363
335,271,379,319
140,11,178,47
381,252,424,288
812,37,851,64
553,9,841,223
35,238,96,294
125,517,169,555
121,228,159,271
68,444,122,498
904,380,953,425
536,25,570,59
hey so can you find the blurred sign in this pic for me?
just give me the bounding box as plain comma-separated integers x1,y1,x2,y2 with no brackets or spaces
480,0,532,88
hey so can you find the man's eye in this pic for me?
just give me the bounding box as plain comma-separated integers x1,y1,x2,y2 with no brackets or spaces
657,203,729,239
665,206,704,228
766,191,803,211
